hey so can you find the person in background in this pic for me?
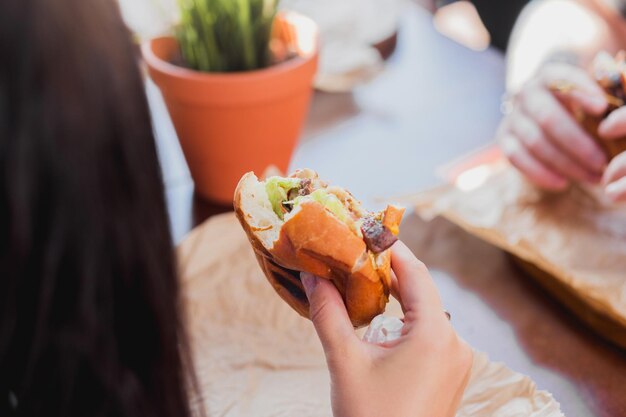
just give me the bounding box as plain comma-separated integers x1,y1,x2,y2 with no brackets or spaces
0,1,471,416
496,0,626,202
417,0,531,51
465,0,531,51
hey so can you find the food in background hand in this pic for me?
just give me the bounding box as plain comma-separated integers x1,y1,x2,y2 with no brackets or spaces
234,169,404,328
554,51,626,160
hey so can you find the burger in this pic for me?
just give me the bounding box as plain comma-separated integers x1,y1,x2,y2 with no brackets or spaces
562,51,626,159
234,169,404,328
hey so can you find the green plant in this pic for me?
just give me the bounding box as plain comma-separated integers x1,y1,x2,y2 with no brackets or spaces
176,0,279,72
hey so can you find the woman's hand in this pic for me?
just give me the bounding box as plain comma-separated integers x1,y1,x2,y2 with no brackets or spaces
497,63,608,190
301,241,472,417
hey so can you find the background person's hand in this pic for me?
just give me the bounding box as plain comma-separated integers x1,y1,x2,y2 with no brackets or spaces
598,108,626,201
497,63,608,190
301,241,472,417
602,151,626,202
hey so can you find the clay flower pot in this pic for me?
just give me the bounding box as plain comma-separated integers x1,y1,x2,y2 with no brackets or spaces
142,12,318,204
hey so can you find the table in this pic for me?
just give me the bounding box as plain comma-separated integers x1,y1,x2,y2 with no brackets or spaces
148,4,626,417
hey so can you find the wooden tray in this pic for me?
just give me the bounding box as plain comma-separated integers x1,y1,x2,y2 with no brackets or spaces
512,256,626,349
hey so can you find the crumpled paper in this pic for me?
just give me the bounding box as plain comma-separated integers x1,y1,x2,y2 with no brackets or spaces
362,315,404,343
178,213,563,417
280,0,403,92
116,0,179,40
413,164,626,348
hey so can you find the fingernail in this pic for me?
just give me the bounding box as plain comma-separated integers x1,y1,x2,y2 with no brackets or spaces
589,96,608,113
605,181,626,201
300,272,318,298
598,118,613,137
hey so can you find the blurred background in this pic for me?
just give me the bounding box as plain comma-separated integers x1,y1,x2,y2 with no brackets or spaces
118,0,529,53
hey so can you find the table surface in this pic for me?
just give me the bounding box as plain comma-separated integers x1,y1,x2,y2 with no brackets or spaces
148,4,626,417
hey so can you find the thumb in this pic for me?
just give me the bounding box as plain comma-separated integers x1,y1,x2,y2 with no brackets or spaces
598,106,626,139
301,272,358,356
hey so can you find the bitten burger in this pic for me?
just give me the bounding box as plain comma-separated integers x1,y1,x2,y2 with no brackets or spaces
234,169,404,328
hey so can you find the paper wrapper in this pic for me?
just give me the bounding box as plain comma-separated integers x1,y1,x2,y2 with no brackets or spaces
413,164,626,349
280,0,403,92
178,213,562,416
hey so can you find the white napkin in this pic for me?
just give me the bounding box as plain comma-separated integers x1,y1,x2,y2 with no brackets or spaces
281,0,404,91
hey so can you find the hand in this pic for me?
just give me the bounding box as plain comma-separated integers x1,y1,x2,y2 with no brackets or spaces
598,108,626,201
602,151,626,201
497,63,608,190
301,241,472,417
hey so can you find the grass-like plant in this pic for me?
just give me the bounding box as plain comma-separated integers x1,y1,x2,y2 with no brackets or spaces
176,0,279,72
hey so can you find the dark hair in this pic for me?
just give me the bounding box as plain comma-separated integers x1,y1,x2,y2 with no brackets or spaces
0,1,199,416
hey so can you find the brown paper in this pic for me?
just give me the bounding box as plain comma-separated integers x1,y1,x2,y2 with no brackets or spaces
413,164,626,348
178,213,563,416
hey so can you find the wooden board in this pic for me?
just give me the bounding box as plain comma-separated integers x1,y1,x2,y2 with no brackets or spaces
512,255,626,349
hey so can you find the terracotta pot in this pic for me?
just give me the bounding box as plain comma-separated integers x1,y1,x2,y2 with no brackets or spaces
142,12,318,204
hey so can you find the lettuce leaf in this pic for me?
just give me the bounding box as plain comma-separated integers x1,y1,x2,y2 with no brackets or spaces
292,189,351,224
265,176,302,219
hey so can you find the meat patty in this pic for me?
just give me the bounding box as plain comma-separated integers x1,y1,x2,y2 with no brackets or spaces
360,216,398,254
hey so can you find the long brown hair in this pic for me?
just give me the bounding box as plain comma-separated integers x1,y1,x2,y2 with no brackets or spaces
0,0,199,416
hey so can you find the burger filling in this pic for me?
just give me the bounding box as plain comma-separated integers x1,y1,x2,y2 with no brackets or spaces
289,189,352,224
265,176,302,220
593,51,626,109
264,171,398,254
360,215,398,254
